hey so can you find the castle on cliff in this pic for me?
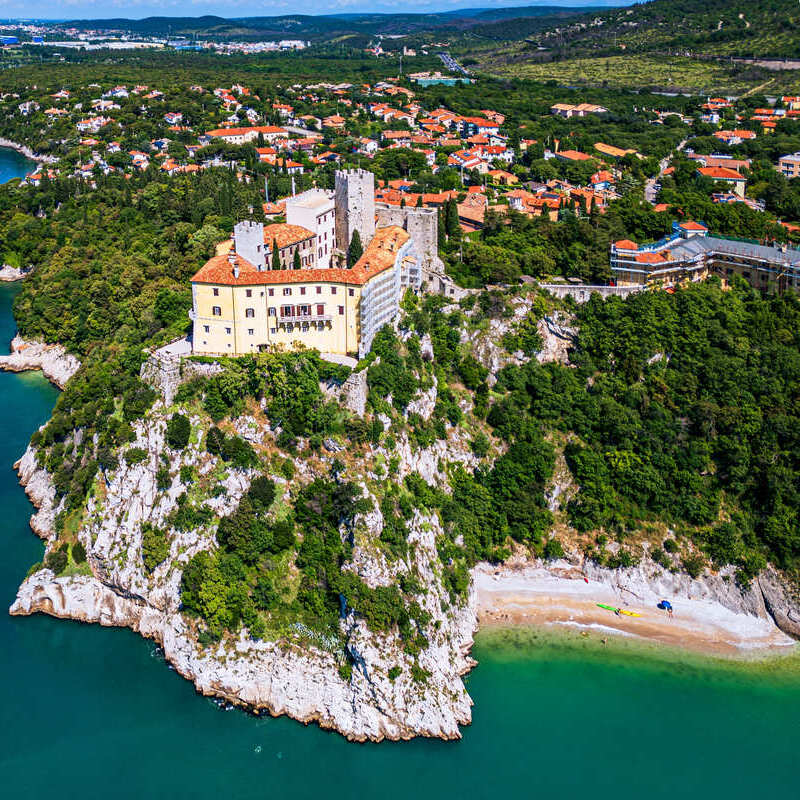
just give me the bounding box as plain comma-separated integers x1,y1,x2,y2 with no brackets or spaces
189,168,457,359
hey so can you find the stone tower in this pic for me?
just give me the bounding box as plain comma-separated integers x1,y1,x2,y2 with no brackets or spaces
335,169,375,254
233,220,266,270
375,204,438,269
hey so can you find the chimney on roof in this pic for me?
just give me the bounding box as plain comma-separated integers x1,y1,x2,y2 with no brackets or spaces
228,252,239,278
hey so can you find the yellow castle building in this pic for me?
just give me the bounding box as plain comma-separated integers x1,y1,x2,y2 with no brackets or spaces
190,223,419,358
189,168,441,359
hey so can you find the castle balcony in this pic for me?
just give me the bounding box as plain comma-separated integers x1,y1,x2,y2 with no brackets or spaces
278,312,333,324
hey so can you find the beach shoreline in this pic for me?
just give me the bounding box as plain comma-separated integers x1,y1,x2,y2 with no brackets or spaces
474,564,798,659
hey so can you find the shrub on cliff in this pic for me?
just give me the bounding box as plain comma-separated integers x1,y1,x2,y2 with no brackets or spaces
72,541,87,564
124,447,148,465
205,426,225,455
166,413,191,450
221,435,258,469
156,466,171,491
45,545,68,575
248,476,276,509
141,523,170,572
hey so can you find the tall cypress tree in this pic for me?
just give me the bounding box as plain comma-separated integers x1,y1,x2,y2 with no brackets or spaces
437,208,447,248
293,248,301,269
347,229,363,267
271,238,281,270
446,198,461,239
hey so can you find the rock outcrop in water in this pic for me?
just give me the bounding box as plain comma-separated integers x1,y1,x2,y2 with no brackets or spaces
0,335,80,388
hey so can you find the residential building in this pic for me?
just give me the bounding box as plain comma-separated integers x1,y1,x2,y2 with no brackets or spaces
778,153,800,178
696,166,747,198
610,221,800,294
550,103,607,118
285,188,337,268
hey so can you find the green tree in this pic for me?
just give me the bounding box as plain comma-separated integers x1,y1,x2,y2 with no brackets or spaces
347,229,363,267
166,413,190,449
271,237,281,270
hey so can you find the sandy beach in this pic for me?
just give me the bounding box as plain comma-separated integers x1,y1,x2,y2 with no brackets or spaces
474,564,797,657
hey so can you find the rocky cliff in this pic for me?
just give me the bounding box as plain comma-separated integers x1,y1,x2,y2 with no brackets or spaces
9,401,477,741
0,335,81,388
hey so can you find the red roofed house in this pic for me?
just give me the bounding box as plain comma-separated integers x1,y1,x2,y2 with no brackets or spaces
696,166,747,197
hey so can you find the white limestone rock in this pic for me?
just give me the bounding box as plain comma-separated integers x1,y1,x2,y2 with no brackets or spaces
0,335,81,388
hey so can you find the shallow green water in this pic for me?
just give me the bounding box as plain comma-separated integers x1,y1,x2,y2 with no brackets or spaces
0,250,798,797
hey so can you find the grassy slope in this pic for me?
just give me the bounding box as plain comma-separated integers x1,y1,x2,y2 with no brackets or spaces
462,0,800,93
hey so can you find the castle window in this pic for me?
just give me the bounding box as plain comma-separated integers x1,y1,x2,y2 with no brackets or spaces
268,307,276,316
302,323,309,332
213,288,219,296
300,287,306,295
348,288,354,297
203,325,209,333
331,287,337,295
270,327,277,334
269,288,275,297
246,289,252,297
283,288,292,296
248,329,254,335
316,304,324,315
338,306,344,315
225,327,231,334
212,306,221,316
245,308,255,318
316,286,322,294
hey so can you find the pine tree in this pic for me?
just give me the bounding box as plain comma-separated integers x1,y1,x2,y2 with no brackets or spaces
347,229,363,267
293,248,301,269
271,238,281,270
416,194,423,208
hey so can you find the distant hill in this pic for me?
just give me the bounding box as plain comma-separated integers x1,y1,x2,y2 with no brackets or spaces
501,0,800,56
55,6,608,41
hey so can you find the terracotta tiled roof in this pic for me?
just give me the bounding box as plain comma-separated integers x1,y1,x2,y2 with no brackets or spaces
614,239,638,250
635,252,669,264
206,125,286,137
557,149,592,161
263,223,315,249
192,226,410,287
698,166,746,180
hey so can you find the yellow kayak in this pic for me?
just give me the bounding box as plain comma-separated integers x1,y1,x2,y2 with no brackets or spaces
619,609,641,618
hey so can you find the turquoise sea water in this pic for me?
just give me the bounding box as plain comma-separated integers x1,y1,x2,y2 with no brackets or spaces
0,145,35,184
0,151,798,798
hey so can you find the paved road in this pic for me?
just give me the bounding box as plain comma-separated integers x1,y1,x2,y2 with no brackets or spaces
645,138,688,205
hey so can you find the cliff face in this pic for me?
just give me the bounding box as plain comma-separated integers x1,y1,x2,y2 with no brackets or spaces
9,403,477,742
